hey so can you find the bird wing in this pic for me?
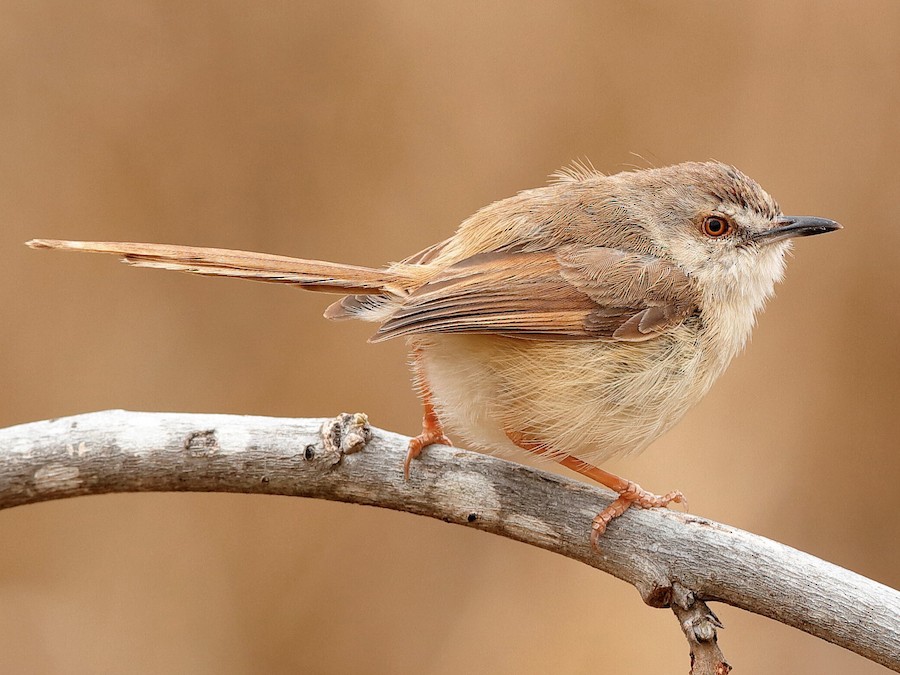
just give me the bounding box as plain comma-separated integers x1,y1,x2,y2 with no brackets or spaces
373,246,697,342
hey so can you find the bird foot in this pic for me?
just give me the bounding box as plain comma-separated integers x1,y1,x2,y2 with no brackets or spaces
403,430,452,480
590,482,687,548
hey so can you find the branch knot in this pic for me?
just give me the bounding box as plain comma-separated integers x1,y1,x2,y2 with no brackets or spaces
320,412,372,460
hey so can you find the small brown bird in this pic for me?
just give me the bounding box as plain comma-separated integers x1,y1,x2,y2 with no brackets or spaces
28,161,840,545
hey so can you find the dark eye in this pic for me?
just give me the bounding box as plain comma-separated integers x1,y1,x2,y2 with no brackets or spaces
701,215,733,238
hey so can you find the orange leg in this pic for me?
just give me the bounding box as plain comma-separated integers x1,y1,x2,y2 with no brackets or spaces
506,432,686,548
404,348,452,480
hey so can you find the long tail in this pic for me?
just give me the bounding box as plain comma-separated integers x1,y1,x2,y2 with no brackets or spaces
26,239,407,296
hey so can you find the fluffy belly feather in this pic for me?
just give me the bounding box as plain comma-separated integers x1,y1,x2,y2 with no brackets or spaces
413,324,723,464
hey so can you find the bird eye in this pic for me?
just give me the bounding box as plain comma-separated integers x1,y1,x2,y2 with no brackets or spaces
701,215,733,238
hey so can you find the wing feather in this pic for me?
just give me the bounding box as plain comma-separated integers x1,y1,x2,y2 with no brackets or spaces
374,246,697,342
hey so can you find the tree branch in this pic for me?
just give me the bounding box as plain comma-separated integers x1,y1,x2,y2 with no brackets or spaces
1,410,897,672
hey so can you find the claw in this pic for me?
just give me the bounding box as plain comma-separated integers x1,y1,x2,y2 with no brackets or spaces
590,481,685,548
403,432,453,480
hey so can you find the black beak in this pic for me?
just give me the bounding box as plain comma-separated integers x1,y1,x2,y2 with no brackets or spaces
754,216,842,244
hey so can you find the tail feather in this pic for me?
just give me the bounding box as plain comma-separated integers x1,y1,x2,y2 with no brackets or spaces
323,293,394,320
27,239,404,295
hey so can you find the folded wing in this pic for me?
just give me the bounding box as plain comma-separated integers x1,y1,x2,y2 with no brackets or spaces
374,246,697,342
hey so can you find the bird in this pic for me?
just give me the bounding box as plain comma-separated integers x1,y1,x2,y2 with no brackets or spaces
28,160,841,546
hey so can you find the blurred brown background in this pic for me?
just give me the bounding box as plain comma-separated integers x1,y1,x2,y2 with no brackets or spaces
2,1,898,673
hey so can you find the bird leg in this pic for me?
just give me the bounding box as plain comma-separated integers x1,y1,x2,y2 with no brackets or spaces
404,395,453,479
506,431,686,547
404,349,452,480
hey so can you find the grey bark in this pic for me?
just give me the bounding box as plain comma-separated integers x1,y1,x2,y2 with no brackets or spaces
0,410,897,672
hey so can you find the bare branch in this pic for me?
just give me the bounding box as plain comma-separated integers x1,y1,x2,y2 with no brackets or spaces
670,583,731,674
1,410,898,672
